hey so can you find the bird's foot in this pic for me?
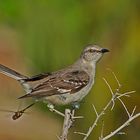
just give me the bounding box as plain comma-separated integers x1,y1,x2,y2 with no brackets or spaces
72,102,80,110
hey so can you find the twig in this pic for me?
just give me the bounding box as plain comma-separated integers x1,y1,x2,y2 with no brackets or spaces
101,113,140,140
99,121,104,140
73,116,84,119
117,98,131,118
103,78,115,110
103,78,114,96
117,132,126,135
74,131,87,136
56,135,61,140
92,104,99,117
49,107,65,117
106,68,121,88
83,94,114,140
117,91,136,98
131,106,137,117
48,105,83,119
47,104,65,117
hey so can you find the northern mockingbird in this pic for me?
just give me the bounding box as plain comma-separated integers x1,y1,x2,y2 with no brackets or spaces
0,44,109,109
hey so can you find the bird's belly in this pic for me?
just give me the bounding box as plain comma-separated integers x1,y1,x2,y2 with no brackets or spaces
43,80,94,105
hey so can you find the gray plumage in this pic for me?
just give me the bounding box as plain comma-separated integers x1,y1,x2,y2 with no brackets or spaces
0,44,109,106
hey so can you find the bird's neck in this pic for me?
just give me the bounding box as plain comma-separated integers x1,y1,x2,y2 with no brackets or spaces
73,59,96,77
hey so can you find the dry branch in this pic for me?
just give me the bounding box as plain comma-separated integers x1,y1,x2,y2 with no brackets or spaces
75,70,139,140
60,109,75,140
101,113,140,140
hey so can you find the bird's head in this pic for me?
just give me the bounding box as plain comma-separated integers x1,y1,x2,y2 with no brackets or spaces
81,44,109,64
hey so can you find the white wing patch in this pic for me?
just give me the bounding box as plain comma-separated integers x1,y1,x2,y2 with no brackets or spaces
57,88,71,93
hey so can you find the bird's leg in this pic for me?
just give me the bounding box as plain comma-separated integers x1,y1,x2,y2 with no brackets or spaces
71,102,84,120
72,102,80,110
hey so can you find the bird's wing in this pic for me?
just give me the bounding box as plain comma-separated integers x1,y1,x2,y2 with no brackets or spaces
24,72,51,81
18,70,90,99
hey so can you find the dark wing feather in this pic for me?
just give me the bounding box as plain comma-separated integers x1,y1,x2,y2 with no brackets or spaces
24,72,51,81
19,70,90,99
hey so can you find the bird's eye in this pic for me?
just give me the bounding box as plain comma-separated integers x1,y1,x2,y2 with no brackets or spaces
89,49,95,53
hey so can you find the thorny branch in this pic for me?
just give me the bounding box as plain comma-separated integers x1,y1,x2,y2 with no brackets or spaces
60,109,75,140
101,113,140,140
48,106,83,140
74,70,139,140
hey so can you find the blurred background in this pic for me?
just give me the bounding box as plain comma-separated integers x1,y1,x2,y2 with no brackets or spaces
0,0,140,140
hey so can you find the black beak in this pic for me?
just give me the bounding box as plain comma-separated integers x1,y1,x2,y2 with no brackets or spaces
101,48,109,53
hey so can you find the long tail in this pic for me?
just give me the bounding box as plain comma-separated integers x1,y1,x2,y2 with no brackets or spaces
0,64,28,81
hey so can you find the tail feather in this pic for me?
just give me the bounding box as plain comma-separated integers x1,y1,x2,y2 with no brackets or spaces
0,64,28,81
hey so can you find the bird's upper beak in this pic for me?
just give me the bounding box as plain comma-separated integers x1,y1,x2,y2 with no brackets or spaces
101,48,110,53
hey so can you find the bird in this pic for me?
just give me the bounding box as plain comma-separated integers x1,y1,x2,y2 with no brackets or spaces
0,44,109,109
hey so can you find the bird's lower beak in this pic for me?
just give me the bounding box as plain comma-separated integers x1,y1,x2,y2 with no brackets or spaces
101,48,110,53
